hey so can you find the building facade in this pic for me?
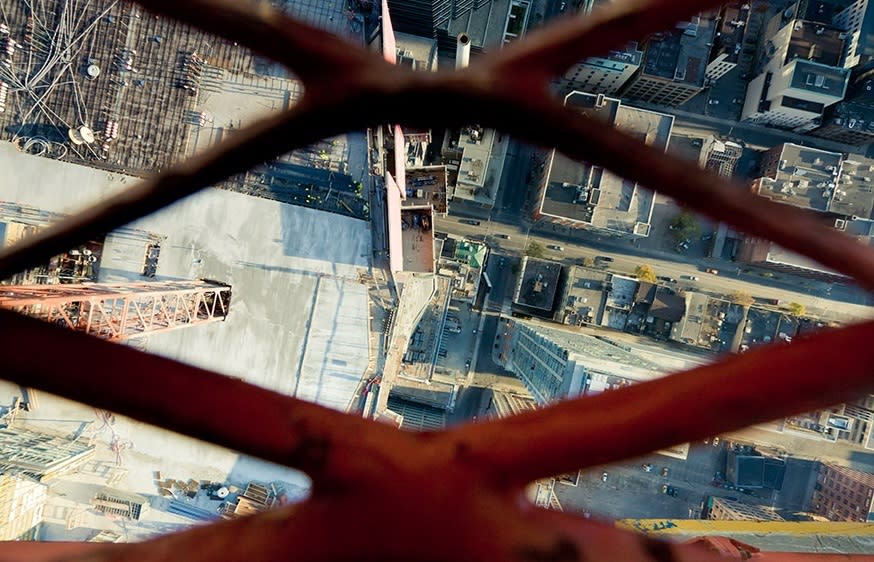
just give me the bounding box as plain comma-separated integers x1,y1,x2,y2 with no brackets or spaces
811,463,874,522
621,13,718,107
705,3,753,83
0,426,95,480
0,473,46,540
833,0,874,70
741,8,850,132
560,45,643,96
707,496,785,521
494,318,663,403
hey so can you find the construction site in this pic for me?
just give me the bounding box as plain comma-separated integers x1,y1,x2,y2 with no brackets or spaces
0,0,252,174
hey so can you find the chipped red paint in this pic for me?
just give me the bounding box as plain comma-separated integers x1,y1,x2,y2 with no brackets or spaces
1,0,873,560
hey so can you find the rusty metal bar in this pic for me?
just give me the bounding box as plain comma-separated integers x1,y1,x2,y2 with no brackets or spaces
0,0,871,560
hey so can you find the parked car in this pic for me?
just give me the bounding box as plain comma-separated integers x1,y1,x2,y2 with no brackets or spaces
708,99,719,105
642,463,653,472
661,467,670,477
657,276,677,283
705,268,719,275
701,233,713,241
732,97,743,104
547,244,564,251
595,255,614,262
601,472,609,482
496,233,510,239
683,275,699,281
461,219,481,226
712,437,720,446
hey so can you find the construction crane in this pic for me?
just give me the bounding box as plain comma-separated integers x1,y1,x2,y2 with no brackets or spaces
0,280,231,340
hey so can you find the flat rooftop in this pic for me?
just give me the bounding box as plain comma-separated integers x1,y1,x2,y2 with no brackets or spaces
0,0,252,174
404,166,448,213
757,143,844,213
516,319,665,381
560,267,609,326
400,207,435,273
835,155,874,218
395,32,439,71
788,59,850,97
786,21,845,67
539,92,673,236
640,13,716,87
710,3,751,64
0,140,372,472
513,257,562,311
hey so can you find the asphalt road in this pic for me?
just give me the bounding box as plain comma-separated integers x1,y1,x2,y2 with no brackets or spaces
435,214,874,321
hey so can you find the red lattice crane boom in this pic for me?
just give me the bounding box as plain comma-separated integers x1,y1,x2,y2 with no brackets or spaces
0,280,231,340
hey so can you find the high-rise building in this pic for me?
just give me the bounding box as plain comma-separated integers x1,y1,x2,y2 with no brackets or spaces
494,317,663,403
705,2,753,83
0,427,94,481
741,7,850,132
557,1,642,95
833,0,874,70
811,463,874,522
385,0,532,56
0,473,47,541
621,13,718,107
706,497,785,522
533,92,674,237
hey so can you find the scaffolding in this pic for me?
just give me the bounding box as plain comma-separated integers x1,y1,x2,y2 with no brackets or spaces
0,280,231,340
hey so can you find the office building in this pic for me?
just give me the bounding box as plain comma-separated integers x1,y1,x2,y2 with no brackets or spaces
512,257,563,316
558,1,642,95
813,99,874,146
621,13,718,107
705,2,753,82
811,463,874,522
741,6,850,132
386,0,533,57
706,496,785,522
0,426,95,480
534,92,674,237
560,44,643,96
494,318,663,403
833,0,874,70
737,144,874,278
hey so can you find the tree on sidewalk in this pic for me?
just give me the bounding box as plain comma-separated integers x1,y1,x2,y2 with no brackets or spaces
787,302,806,317
669,211,701,241
635,264,657,283
526,241,546,259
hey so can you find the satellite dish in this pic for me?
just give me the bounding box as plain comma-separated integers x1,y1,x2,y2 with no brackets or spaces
68,128,84,145
79,126,95,144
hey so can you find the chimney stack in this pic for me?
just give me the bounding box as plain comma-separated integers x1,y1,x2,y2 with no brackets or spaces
456,33,471,70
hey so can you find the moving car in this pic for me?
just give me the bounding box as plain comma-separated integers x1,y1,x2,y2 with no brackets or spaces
642,463,653,472
595,255,614,262
661,467,670,477
547,244,564,251
705,268,719,275
601,472,608,482
460,219,481,226
657,276,677,283
496,233,510,239
683,275,699,281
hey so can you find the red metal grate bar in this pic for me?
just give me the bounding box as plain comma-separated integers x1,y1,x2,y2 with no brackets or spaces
0,0,871,560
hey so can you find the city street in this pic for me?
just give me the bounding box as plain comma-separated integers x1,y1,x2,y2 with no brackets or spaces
435,214,874,322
